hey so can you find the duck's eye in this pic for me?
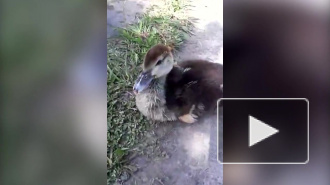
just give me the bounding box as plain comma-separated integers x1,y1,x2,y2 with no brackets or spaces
156,59,163,66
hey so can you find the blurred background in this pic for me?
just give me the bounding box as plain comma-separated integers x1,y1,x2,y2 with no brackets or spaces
224,1,330,185
0,0,107,185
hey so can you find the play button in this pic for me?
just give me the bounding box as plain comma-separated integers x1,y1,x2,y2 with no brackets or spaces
249,115,279,147
218,98,309,164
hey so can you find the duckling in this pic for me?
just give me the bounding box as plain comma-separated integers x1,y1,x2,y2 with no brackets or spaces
133,44,223,123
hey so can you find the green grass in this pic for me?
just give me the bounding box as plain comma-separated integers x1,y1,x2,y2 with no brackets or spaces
107,1,192,184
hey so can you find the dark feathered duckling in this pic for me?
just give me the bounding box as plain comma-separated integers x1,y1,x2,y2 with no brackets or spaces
133,44,223,123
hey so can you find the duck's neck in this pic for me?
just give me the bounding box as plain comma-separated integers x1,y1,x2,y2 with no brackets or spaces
151,75,167,90
154,75,167,86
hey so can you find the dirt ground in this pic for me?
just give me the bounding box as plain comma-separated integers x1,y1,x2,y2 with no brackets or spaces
108,0,223,184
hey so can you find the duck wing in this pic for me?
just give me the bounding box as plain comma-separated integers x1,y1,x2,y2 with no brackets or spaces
166,60,223,115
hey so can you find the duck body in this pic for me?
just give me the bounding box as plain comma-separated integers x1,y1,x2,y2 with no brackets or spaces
135,60,223,122
165,60,223,118
133,44,223,123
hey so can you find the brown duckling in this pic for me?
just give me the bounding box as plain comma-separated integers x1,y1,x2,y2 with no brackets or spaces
133,44,223,123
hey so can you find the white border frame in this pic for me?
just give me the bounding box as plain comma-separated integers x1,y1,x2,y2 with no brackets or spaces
217,98,309,165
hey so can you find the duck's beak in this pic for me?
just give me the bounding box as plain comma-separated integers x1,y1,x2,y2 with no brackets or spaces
133,70,153,94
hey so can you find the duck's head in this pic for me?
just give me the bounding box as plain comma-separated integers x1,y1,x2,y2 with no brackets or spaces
133,44,174,94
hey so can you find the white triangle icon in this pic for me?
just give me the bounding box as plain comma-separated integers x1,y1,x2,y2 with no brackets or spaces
249,115,279,147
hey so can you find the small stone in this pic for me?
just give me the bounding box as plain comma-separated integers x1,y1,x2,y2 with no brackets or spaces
108,5,115,10
120,171,130,181
142,176,148,182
